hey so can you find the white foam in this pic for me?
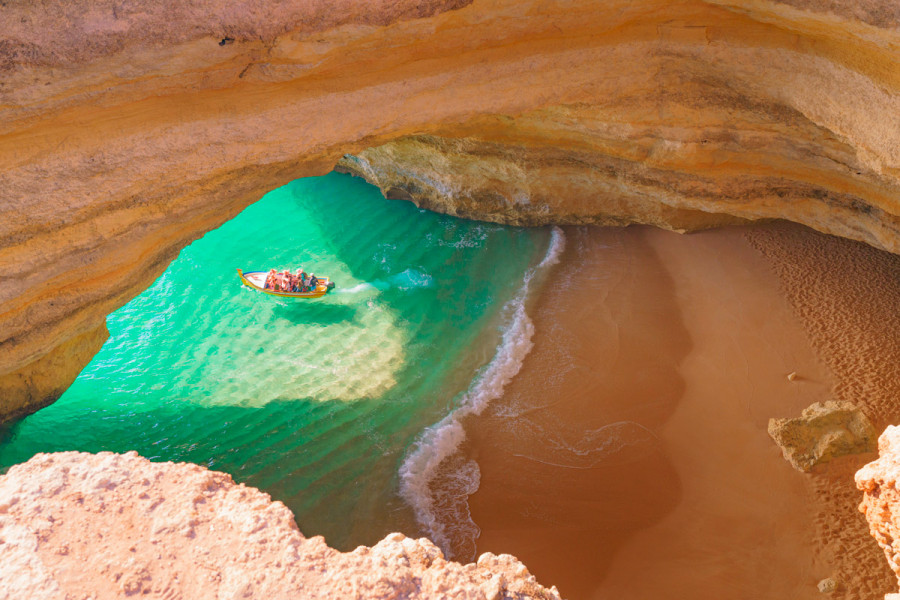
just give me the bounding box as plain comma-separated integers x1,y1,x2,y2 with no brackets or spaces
334,269,432,294
398,227,565,557
509,420,660,469
388,268,434,290
335,282,381,294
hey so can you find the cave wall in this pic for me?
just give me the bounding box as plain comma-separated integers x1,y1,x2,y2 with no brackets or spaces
1,0,899,421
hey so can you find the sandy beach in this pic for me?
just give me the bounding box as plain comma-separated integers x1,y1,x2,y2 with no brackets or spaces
436,223,900,599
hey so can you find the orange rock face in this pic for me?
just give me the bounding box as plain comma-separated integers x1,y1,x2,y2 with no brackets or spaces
0,451,560,599
2,0,900,419
857,426,900,595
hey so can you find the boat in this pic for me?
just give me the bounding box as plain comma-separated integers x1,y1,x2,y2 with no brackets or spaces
237,269,335,298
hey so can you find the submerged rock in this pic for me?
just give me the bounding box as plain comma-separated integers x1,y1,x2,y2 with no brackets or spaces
768,401,877,472
857,426,900,595
0,451,561,600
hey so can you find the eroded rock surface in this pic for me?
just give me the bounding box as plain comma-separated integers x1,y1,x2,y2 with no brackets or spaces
769,401,877,472
3,0,900,419
856,426,900,596
0,451,560,600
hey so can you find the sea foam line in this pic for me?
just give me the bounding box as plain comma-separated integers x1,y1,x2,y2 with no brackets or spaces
336,269,434,295
398,226,565,556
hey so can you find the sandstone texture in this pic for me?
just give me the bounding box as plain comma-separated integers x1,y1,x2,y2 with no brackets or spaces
856,426,900,595
768,401,877,472
0,451,560,600
3,0,900,419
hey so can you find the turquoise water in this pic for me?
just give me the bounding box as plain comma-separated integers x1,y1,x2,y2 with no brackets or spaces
0,172,551,550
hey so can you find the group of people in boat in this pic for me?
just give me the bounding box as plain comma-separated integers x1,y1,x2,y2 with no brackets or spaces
264,268,320,293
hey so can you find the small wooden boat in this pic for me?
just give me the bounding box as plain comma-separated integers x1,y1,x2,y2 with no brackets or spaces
237,269,335,298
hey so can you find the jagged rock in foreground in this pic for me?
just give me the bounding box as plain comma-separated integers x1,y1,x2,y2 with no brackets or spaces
768,401,877,472
857,426,900,597
4,0,900,421
0,452,560,600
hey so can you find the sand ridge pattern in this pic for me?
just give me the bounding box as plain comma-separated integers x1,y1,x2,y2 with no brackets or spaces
746,221,900,600
0,451,561,600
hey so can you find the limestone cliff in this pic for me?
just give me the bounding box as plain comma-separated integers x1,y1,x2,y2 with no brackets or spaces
0,451,560,599
2,0,900,419
857,426,900,597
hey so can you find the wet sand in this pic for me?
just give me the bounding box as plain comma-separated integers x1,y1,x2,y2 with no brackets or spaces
444,227,689,597
442,223,900,599
596,225,836,599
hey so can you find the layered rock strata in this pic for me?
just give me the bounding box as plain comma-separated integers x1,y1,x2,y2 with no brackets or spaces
3,0,900,419
0,451,561,600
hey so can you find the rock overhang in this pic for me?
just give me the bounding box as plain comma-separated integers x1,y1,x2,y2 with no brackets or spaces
2,0,900,420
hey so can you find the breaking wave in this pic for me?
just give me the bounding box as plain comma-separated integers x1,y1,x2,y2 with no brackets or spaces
398,226,565,557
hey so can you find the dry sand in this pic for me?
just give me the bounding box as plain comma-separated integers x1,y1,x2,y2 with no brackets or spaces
746,222,900,599
442,223,900,599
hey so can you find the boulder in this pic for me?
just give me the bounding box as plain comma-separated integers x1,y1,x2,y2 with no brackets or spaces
768,401,877,472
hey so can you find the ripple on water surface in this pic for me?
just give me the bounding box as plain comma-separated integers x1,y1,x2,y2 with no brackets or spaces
0,172,549,549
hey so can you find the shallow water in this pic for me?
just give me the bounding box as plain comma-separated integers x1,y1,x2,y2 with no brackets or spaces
0,172,551,549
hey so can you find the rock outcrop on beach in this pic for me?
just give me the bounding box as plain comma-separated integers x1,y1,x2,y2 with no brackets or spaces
0,451,560,600
769,401,878,472
857,426,900,596
2,0,900,418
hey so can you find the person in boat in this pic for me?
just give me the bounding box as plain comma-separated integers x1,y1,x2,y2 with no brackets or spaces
299,269,308,292
295,268,304,293
282,269,292,292
309,273,319,291
264,268,277,290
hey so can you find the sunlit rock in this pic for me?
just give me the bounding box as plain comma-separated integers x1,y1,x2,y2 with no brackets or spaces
3,0,900,419
768,401,877,472
0,451,561,599
856,427,900,597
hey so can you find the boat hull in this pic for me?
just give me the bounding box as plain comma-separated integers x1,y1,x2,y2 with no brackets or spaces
237,269,333,298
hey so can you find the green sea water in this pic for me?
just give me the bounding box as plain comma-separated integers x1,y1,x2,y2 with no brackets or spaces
0,172,553,550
